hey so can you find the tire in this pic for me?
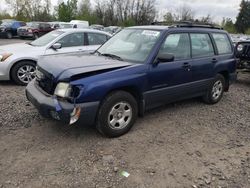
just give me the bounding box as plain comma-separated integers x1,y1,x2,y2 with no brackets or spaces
96,91,138,137
6,32,12,39
203,74,225,104
11,61,36,85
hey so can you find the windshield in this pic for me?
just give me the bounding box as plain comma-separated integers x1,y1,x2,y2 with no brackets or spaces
1,21,12,27
97,29,161,63
30,30,64,46
27,22,39,28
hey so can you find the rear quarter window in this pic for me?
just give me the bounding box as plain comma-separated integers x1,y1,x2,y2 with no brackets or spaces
212,33,232,54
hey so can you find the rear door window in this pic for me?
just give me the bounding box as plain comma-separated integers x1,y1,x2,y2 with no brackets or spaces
57,32,84,47
212,33,232,54
160,33,191,60
190,33,215,58
87,33,108,45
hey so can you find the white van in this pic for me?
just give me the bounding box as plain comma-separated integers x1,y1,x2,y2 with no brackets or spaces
70,20,89,28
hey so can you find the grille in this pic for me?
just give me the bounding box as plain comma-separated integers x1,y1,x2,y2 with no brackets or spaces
18,28,27,32
36,67,55,95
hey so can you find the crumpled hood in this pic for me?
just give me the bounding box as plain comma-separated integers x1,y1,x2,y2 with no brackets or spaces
38,53,134,81
0,43,38,53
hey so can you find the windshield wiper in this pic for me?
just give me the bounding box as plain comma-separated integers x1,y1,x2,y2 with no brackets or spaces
99,53,124,61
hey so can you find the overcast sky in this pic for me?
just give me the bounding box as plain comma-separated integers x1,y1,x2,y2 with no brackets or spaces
0,0,241,22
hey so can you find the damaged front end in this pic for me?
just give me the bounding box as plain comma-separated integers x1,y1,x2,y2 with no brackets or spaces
236,41,250,69
26,78,99,126
51,82,84,125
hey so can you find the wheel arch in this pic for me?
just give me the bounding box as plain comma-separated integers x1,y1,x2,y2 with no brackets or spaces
101,86,145,117
9,59,37,80
217,70,229,91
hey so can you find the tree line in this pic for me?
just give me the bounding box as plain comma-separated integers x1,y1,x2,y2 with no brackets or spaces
0,0,156,27
0,0,250,34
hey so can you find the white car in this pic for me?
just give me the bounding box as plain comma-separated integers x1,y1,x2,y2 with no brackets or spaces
0,29,112,85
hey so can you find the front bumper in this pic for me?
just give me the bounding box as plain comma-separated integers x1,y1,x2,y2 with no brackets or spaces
18,32,34,38
26,80,99,125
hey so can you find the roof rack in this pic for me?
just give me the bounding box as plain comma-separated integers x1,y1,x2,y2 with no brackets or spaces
152,21,223,30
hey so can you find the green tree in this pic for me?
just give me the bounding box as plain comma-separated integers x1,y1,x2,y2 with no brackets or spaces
235,0,250,33
77,0,97,24
163,12,175,24
222,18,236,33
56,0,78,22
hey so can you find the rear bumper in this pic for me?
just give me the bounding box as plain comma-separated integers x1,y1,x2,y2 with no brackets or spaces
26,80,99,125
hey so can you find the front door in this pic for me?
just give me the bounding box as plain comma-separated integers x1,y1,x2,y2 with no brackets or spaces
145,33,193,109
44,32,86,55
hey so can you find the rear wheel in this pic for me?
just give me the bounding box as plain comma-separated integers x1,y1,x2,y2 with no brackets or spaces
11,61,36,85
203,74,225,104
96,91,138,137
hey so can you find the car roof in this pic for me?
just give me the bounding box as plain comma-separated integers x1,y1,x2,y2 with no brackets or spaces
128,25,227,33
56,28,112,36
129,25,169,30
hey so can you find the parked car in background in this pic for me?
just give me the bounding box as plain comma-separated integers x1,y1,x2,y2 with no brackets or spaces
70,20,89,28
49,22,74,29
0,20,26,39
17,22,53,39
0,29,111,85
90,24,104,30
235,41,250,69
104,26,122,35
26,24,237,137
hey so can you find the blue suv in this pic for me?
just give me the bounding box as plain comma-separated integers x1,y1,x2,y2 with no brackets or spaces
26,23,237,137
0,19,26,39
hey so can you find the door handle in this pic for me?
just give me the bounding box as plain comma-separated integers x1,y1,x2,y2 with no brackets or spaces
212,58,218,63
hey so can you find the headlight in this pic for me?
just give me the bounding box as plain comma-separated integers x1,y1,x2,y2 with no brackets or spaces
54,82,72,98
237,44,244,52
0,53,13,62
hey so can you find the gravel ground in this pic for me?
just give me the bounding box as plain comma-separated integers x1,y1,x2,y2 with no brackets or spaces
0,38,31,46
0,72,249,188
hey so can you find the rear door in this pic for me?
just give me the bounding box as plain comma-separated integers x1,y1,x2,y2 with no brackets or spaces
146,33,193,108
211,33,235,72
189,33,216,93
85,32,110,52
44,32,86,55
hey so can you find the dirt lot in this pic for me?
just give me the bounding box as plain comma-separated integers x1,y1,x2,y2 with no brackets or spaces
0,72,250,187
0,38,31,46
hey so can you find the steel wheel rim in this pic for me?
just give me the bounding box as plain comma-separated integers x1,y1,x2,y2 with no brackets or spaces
212,80,223,100
17,65,36,84
108,102,132,130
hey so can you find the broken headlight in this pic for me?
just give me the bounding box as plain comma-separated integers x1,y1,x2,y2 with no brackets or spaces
0,53,13,62
54,82,72,98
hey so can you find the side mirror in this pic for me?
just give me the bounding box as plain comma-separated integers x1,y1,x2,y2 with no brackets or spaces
157,52,174,63
51,43,62,50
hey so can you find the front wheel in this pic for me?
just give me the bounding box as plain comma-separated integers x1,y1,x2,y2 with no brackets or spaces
96,91,138,137
6,32,12,39
203,74,225,104
11,61,36,85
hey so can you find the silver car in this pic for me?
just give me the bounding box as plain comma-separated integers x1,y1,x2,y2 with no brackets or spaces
0,29,112,85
